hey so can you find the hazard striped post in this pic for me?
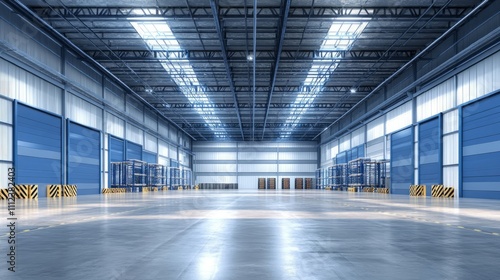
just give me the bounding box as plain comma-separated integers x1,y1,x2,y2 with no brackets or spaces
0,189,8,200
14,185,30,199
47,185,62,198
29,185,38,199
431,185,445,197
63,185,77,197
443,187,455,198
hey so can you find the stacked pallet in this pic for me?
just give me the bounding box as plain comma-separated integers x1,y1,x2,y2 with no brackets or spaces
282,178,290,189
267,178,276,190
305,178,313,189
258,178,266,189
295,178,303,189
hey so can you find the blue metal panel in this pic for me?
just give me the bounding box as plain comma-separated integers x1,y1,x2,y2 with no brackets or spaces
336,151,347,164
109,136,124,163
462,92,500,199
108,135,124,186
390,127,414,195
16,103,62,197
142,151,157,164
126,141,142,160
358,145,365,158
68,121,100,195
418,116,442,196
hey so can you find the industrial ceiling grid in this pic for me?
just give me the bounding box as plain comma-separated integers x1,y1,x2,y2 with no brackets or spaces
16,0,483,141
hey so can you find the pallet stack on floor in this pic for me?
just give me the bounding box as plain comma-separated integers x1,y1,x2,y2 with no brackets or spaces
282,178,290,189
267,178,276,190
295,178,304,189
305,178,313,189
258,178,266,189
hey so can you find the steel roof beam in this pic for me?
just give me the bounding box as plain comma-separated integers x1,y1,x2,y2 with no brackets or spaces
33,6,470,20
209,0,245,140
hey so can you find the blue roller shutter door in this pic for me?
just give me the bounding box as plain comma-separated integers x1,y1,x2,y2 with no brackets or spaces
126,141,142,160
16,103,62,197
68,121,100,195
418,117,442,196
108,136,124,186
391,127,414,195
142,151,157,164
462,92,500,199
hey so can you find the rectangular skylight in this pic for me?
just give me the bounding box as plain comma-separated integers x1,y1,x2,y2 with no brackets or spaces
130,20,227,137
280,20,369,138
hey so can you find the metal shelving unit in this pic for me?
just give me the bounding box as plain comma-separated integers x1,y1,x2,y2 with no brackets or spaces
169,167,181,190
147,164,167,188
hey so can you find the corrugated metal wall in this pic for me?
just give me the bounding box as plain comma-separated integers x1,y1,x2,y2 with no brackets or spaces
193,142,317,189
0,6,192,189
319,51,499,198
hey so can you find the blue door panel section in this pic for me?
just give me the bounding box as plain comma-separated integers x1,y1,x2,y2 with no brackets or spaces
108,136,124,186
462,92,500,199
418,117,441,196
16,103,62,197
142,151,157,164
109,136,124,163
390,127,414,195
68,121,100,195
336,151,347,164
126,141,142,160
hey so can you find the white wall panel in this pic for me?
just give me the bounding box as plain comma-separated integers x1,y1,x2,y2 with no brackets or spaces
158,156,169,166
386,101,412,134
200,176,237,184
443,166,459,189
279,164,316,173
194,142,237,148
126,98,143,121
169,145,177,159
126,123,143,145
0,125,12,161
158,140,169,157
0,98,12,124
196,152,236,161
238,151,277,160
330,142,339,158
366,137,384,160
144,133,157,153
0,60,62,114
366,116,385,141
66,93,103,130
238,176,267,189
443,133,459,165
339,135,351,152
197,164,237,173
238,164,277,173
158,122,169,139
458,51,500,105
66,61,102,98
351,126,365,147
144,112,156,130
279,152,316,161
0,14,60,72
104,87,124,111
443,109,459,134
169,127,177,143
105,112,124,138
416,78,455,121
0,163,13,188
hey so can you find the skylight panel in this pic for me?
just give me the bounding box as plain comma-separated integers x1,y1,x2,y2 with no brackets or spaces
280,19,369,138
130,20,226,136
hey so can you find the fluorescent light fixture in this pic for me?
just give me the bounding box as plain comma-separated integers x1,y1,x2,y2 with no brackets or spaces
280,19,369,138
130,19,226,137
350,88,357,93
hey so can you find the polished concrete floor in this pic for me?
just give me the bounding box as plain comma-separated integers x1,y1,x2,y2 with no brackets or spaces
1,190,500,280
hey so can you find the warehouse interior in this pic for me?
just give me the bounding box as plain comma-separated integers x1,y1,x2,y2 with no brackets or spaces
0,0,499,278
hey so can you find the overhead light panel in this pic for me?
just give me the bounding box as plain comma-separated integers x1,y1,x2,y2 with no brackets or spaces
280,19,369,138
130,17,226,137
